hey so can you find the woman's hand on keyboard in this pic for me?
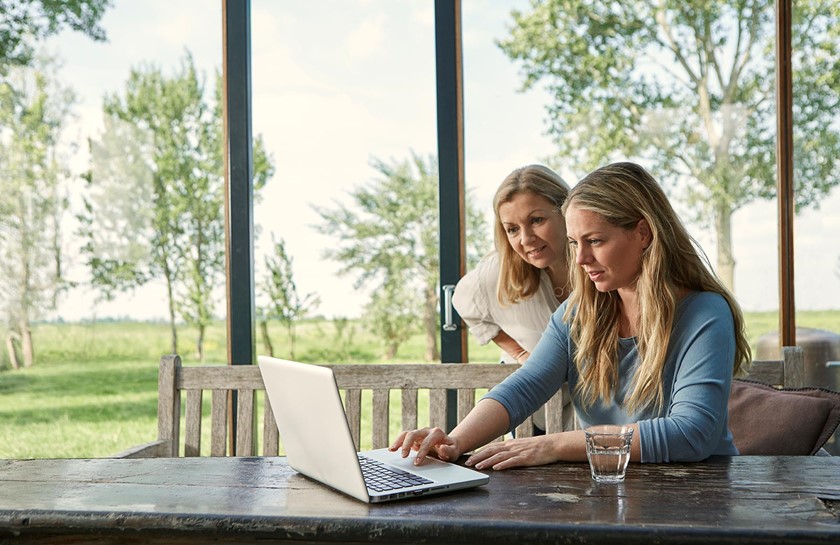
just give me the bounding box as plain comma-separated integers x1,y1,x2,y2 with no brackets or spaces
389,427,461,466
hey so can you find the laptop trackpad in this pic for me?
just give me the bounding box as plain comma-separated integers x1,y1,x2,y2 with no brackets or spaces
364,448,473,481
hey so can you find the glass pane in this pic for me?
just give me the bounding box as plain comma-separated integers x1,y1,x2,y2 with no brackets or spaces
250,1,437,362
460,1,562,363
36,2,223,359
792,0,840,454
2,0,224,458
43,0,223,329
461,1,780,361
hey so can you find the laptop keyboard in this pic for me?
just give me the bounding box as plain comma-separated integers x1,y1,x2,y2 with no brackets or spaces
358,455,433,492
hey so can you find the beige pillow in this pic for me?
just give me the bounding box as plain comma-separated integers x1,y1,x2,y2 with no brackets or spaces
728,379,840,455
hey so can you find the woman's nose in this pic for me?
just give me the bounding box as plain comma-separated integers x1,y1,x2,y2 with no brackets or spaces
519,227,536,245
575,246,590,265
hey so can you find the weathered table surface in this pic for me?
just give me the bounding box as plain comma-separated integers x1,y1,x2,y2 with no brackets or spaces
0,455,838,544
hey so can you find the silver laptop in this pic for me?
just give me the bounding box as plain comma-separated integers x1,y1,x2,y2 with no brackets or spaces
258,356,489,503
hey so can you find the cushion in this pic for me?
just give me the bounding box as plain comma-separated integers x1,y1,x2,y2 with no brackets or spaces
728,379,840,455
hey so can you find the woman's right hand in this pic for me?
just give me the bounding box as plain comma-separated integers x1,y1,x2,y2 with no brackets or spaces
389,427,463,466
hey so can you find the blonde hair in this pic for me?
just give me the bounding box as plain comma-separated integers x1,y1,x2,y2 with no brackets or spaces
560,162,751,413
493,164,570,305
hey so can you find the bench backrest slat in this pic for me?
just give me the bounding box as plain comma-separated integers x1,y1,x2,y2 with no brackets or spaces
745,346,804,388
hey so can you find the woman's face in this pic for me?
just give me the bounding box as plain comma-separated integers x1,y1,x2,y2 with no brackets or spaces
564,203,651,293
498,191,567,270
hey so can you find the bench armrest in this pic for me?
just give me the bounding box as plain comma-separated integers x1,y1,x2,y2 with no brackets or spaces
111,440,172,459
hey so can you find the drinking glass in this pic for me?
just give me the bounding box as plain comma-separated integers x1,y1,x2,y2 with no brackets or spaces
584,425,633,483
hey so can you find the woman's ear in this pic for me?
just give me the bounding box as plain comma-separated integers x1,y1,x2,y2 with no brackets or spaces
637,218,652,247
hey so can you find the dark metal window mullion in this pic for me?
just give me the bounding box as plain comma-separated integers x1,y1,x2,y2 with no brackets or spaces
435,0,468,433
223,0,256,455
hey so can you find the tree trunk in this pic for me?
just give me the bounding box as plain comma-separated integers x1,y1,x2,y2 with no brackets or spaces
385,342,398,360
6,332,20,370
197,324,205,363
714,202,736,292
288,324,296,360
19,316,34,368
423,284,439,361
260,320,274,357
164,270,178,355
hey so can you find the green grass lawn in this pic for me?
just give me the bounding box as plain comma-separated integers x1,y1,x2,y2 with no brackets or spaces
1,312,838,459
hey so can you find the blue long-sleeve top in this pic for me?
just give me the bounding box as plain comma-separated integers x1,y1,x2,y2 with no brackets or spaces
483,291,739,462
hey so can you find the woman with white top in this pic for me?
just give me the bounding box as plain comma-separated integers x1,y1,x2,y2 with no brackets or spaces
452,164,575,432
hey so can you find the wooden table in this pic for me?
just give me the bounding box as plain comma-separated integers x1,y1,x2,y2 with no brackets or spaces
0,455,838,544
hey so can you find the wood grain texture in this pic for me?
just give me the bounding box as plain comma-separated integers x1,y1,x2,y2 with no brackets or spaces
0,456,837,544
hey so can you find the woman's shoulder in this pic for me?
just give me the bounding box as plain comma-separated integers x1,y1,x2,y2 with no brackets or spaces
458,252,500,286
677,290,733,322
453,251,499,306
475,251,501,271
549,298,575,326
679,290,727,308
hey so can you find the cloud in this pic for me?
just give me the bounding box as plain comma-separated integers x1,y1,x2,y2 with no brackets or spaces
412,4,434,28
345,14,386,59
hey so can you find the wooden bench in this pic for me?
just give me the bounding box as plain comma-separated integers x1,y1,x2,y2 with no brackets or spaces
743,345,804,388
115,354,566,458
115,348,806,459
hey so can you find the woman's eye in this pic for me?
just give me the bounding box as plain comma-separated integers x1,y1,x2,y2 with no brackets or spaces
531,217,545,225
506,227,519,236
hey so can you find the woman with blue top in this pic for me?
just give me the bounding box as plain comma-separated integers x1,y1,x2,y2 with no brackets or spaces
390,161,751,468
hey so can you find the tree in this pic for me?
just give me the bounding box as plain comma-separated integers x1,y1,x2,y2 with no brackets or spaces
498,0,840,290
78,114,155,303
80,52,274,360
365,272,423,360
0,0,111,72
0,55,75,367
257,235,320,359
313,153,489,360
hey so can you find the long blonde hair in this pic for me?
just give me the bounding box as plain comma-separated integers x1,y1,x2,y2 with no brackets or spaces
493,164,570,305
561,162,751,413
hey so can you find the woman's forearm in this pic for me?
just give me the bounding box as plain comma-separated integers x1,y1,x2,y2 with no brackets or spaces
492,331,529,362
449,398,512,455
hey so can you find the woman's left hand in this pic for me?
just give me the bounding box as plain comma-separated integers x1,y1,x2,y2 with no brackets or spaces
465,435,561,470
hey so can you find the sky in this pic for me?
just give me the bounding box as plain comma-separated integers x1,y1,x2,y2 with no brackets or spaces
43,0,840,322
